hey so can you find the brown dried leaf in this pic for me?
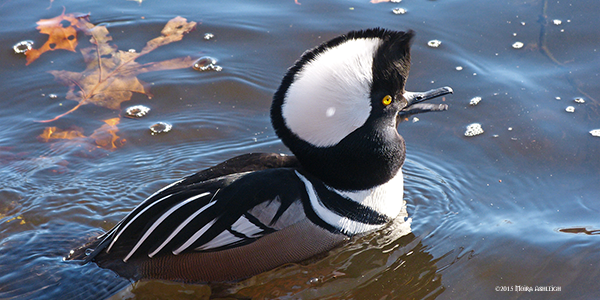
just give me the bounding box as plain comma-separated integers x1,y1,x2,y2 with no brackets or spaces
89,118,126,150
40,15,196,122
38,118,125,151
140,16,197,55
38,126,86,141
25,12,86,65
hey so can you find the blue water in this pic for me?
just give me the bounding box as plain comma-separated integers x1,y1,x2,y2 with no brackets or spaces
1,0,599,299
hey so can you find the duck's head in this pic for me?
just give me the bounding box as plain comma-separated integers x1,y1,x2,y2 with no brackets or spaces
271,28,452,191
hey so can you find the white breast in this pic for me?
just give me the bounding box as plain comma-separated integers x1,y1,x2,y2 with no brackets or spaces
333,169,405,219
295,169,404,235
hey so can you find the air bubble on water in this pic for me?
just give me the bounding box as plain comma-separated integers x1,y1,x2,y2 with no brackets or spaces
392,7,407,15
565,106,575,113
553,19,562,25
469,96,482,106
125,105,151,118
391,0,401,3
465,123,484,137
49,94,58,99
150,122,172,135
193,56,222,72
13,40,34,54
427,40,442,48
590,129,600,137
213,65,223,71
456,66,463,71
307,277,323,285
512,41,524,49
128,49,136,53
412,117,419,123
574,97,585,104
204,33,215,40
194,56,216,67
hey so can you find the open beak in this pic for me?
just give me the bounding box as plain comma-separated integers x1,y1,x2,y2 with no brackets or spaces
398,86,453,119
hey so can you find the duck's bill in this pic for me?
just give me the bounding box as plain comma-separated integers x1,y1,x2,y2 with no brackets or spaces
399,86,452,118
404,86,453,107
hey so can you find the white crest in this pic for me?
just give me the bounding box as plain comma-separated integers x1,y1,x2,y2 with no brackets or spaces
282,38,382,147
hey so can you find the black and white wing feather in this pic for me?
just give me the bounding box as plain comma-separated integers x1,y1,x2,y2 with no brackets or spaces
83,153,304,263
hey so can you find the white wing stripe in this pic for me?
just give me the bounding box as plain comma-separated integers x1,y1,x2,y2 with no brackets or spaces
172,220,216,255
147,179,184,200
123,192,210,262
195,230,243,251
104,179,182,255
106,194,173,254
149,199,217,257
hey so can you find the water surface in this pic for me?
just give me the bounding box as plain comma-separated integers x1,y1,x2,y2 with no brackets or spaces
1,0,599,299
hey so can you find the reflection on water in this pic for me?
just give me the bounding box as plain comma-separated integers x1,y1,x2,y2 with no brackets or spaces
558,227,600,236
1,0,599,299
110,221,445,299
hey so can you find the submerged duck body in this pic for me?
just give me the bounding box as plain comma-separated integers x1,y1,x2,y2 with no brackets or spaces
68,28,452,282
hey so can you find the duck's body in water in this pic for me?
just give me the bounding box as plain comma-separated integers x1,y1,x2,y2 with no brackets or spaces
67,28,452,282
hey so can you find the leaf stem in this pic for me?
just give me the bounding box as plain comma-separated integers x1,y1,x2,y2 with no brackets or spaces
36,102,83,123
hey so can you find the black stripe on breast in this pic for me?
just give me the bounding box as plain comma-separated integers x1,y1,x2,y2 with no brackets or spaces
300,172,391,226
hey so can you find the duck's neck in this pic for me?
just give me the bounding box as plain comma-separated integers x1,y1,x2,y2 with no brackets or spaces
291,125,405,191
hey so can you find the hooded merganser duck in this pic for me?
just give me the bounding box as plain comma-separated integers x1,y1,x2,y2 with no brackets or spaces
67,28,452,282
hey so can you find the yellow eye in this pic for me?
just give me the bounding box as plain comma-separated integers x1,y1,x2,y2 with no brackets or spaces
382,95,392,106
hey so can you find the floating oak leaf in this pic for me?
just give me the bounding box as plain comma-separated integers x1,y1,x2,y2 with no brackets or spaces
39,118,125,151
25,12,88,65
42,16,196,122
